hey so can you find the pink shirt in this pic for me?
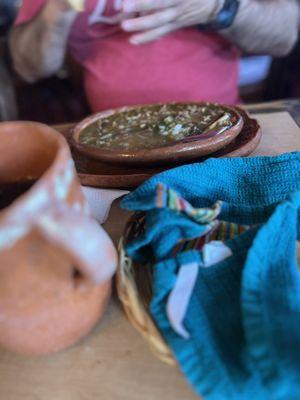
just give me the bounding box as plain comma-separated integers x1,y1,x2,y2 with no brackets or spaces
16,0,240,112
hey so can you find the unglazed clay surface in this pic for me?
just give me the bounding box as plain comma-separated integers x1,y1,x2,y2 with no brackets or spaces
0,122,117,356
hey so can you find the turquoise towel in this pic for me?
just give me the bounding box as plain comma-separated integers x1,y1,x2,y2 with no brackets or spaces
122,152,300,400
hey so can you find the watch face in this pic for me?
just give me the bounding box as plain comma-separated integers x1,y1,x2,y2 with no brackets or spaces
199,0,240,31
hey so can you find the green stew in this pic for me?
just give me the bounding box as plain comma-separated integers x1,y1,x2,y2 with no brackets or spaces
79,103,232,151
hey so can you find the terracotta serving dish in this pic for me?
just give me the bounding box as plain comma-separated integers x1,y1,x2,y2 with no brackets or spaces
71,102,244,166
58,107,260,189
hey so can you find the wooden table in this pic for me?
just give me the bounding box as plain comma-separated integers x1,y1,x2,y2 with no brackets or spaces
0,101,300,400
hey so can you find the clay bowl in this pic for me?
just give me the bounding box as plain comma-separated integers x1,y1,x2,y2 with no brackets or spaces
71,102,244,167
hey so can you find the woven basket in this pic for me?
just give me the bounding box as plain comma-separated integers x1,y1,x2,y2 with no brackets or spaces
117,212,300,368
116,213,176,366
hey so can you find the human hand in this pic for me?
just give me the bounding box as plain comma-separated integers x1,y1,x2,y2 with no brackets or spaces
121,0,221,44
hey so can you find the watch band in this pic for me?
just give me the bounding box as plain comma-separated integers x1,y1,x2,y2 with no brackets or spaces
199,0,240,31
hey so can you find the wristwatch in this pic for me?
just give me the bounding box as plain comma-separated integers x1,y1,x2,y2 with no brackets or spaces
199,0,240,31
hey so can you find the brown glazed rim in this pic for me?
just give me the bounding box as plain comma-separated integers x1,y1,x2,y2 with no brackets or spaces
71,102,244,166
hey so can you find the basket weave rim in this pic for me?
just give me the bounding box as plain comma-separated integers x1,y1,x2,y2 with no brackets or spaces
116,238,176,366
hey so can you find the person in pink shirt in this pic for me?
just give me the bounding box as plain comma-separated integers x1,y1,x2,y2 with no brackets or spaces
10,0,299,112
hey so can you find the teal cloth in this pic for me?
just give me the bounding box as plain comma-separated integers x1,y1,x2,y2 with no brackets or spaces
122,152,300,400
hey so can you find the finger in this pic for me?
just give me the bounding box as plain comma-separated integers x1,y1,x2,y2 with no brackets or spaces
122,0,180,13
122,7,178,31
129,22,178,44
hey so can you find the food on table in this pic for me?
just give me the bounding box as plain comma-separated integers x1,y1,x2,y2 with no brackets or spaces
79,103,234,151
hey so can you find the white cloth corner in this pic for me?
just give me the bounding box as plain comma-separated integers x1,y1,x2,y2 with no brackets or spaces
167,261,199,340
82,187,129,224
166,241,233,339
202,241,233,267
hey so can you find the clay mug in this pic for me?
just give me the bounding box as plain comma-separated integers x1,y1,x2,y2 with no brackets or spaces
0,122,118,356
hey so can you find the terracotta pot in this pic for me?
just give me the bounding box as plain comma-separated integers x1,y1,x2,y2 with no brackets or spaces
0,122,117,356
71,102,244,167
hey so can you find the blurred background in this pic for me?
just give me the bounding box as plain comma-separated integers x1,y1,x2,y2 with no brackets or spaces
1,0,299,125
